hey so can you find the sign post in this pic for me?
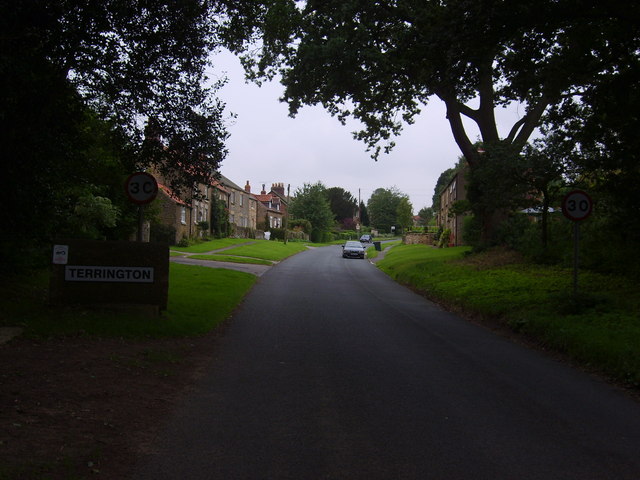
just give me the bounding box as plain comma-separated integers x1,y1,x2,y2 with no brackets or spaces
124,172,158,242
562,190,593,296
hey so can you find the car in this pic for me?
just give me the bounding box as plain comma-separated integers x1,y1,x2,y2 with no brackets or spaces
342,241,366,259
359,234,372,243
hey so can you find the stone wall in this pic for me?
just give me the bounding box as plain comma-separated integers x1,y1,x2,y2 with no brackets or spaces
403,232,435,245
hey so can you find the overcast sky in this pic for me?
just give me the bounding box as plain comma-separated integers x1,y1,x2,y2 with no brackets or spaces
210,48,526,213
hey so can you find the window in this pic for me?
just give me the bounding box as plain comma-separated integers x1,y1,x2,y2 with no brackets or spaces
240,194,244,207
230,214,235,224
230,192,235,204
180,207,187,225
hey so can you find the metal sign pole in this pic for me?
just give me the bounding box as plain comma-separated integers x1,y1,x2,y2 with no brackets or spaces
573,221,579,296
137,205,145,242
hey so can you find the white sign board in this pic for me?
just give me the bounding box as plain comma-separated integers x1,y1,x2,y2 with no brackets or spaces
52,245,69,265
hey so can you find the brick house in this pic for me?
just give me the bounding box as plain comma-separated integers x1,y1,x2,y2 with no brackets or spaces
251,182,289,230
437,169,468,246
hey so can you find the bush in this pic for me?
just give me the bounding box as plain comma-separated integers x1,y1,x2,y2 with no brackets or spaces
438,228,451,248
150,223,177,245
269,228,285,241
176,236,191,248
495,214,532,249
462,216,481,246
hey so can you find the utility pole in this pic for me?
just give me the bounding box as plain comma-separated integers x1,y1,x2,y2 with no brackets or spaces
284,183,290,244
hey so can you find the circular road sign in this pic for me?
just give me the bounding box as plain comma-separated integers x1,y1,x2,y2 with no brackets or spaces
125,172,158,205
562,190,593,221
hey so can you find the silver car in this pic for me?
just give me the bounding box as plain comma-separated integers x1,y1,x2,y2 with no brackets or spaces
342,241,366,259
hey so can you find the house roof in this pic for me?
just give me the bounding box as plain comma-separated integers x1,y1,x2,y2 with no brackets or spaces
254,194,273,203
158,183,188,206
218,174,244,192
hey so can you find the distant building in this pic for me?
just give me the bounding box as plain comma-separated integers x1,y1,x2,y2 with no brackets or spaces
437,169,468,246
252,182,289,230
218,175,258,235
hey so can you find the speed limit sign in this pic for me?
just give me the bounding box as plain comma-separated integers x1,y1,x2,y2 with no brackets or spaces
562,190,593,221
125,172,158,205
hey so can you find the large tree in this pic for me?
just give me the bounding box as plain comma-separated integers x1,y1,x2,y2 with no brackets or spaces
1,0,229,261
367,187,408,233
220,0,639,233
289,182,334,242
324,187,358,226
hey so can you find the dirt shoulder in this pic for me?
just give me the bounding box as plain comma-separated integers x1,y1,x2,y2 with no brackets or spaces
0,332,221,479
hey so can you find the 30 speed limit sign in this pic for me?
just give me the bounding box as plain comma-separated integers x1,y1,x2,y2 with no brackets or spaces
125,172,158,205
562,190,593,221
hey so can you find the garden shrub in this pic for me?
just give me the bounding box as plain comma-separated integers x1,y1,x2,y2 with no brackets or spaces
269,228,285,241
150,223,176,245
438,228,451,248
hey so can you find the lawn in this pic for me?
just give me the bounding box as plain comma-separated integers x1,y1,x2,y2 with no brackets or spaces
170,237,253,253
188,254,273,266
0,263,257,338
377,244,640,388
221,240,309,261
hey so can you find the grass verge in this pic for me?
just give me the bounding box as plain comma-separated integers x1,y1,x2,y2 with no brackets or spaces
187,254,273,265
170,237,253,253
0,263,257,338
221,240,309,261
377,244,640,388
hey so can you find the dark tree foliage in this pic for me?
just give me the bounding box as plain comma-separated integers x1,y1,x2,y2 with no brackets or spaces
367,187,408,233
289,182,334,241
417,207,434,225
1,0,229,266
359,201,370,227
324,187,357,224
543,58,640,239
221,1,638,160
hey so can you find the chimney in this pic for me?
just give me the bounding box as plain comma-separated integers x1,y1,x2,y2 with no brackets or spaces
272,182,285,197
261,184,266,195
245,181,251,193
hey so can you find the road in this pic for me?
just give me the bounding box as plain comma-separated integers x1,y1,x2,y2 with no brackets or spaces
135,245,640,479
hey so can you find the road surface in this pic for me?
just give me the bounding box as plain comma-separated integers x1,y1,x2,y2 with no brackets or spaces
135,245,640,479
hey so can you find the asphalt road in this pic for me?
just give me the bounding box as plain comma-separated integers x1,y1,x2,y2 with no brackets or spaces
135,245,640,479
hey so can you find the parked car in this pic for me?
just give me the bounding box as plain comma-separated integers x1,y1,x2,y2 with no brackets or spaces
342,241,366,259
359,234,372,243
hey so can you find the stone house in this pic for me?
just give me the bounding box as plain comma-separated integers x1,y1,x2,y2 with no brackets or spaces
155,177,229,244
218,175,258,236
250,182,289,230
437,169,468,246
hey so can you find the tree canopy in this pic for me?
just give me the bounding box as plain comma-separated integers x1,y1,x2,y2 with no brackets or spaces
1,0,229,263
289,182,334,242
324,187,358,225
221,1,639,165
367,187,409,233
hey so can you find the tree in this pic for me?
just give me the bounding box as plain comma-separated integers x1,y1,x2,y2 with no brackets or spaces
1,1,229,267
418,207,434,225
359,201,370,227
367,187,408,233
324,187,358,227
396,197,414,233
220,1,640,235
289,182,334,242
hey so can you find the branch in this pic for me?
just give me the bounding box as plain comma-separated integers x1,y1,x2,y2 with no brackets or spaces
513,95,552,148
476,61,500,143
438,93,477,166
506,117,527,143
